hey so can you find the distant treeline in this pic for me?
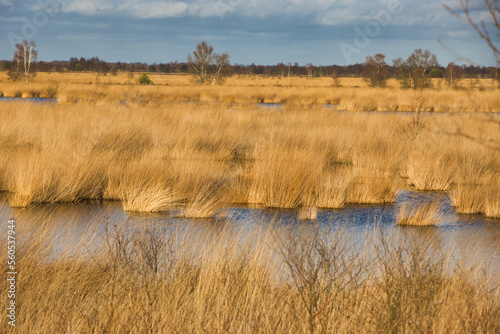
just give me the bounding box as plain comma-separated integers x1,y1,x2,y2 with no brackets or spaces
0,56,497,79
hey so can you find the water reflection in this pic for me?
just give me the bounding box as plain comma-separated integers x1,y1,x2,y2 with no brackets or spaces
0,191,498,275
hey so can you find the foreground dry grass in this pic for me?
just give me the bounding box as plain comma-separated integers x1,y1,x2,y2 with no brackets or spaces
0,215,498,333
0,72,499,113
0,100,498,217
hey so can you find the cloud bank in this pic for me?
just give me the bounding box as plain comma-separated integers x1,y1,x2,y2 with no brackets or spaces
0,0,12,7
53,0,457,25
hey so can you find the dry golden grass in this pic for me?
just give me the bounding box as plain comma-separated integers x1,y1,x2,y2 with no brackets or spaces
181,181,227,218
0,213,498,333
0,75,499,218
449,184,485,215
447,148,499,215
346,177,397,204
0,103,496,215
405,146,455,191
316,171,348,208
397,200,445,226
121,183,176,213
0,72,499,112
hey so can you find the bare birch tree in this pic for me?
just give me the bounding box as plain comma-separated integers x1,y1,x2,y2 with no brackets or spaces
212,53,230,85
7,41,37,82
444,62,463,88
306,63,314,77
187,41,230,85
187,41,214,84
23,41,37,82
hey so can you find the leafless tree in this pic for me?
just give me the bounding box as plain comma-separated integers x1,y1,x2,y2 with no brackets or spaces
444,0,499,66
187,41,214,84
7,40,37,82
332,68,341,87
187,41,230,85
306,63,314,77
406,49,439,89
363,53,389,88
444,62,464,88
22,40,37,82
212,53,230,85
7,46,22,82
393,49,439,89
392,57,410,88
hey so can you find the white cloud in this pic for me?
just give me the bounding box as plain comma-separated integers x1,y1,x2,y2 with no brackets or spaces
0,0,12,7
60,0,192,17
116,2,188,18
62,1,115,16
56,0,463,29
59,0,338,19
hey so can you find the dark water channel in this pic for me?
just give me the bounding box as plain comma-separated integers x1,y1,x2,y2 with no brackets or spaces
1,98,499,116
0,190,498,276
0,97,58,104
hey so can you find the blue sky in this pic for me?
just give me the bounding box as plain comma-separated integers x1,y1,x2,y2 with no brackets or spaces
0,0,497,66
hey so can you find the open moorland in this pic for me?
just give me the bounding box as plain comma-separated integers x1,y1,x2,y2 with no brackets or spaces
0,72,499,112
0,72,499,333
0,72,499,218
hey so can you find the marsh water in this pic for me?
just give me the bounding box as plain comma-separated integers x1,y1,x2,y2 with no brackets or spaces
0,97,58,103
2,98,500,117
0,190,498,275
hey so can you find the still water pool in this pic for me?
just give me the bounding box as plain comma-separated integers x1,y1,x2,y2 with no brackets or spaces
0,190,498,275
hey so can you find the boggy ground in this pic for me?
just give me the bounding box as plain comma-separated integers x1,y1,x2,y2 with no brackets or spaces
0,98,498,218
0,72,499,112
1,216,499,333
0,72,499,333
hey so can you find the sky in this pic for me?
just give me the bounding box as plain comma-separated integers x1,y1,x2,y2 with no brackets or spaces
0,0,497,66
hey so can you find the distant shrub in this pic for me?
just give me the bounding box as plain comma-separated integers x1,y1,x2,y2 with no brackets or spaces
139,73,153,85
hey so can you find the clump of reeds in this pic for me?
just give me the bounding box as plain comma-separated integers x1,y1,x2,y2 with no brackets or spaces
316,172,348,208
121,183,176,212
448,184,484,215
484,196,500,218
406,150,455,191
249,147,321,209
181,181,227,218
397,200,445,226
482,176,500,219
346,177,396,204
7,153,59,207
